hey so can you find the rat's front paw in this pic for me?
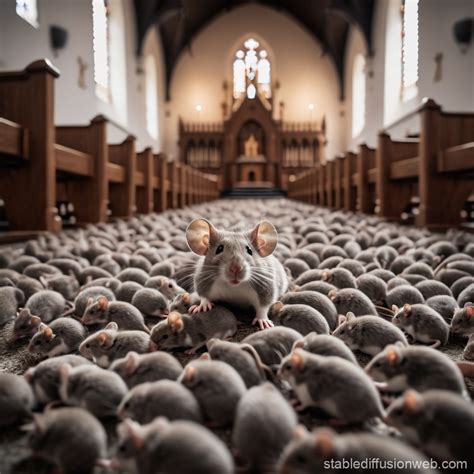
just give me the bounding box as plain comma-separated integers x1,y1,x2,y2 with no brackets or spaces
189,299,214,314
252,318,274,330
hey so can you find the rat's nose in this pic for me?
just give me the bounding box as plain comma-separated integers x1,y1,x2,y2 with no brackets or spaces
229,262,243,275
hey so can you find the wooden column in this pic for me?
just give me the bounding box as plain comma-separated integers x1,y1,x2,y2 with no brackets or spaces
357,144,371,213
155,153,168,212
168,161,179,209
136,147,153,214
0,60,61,231
344,151,357,212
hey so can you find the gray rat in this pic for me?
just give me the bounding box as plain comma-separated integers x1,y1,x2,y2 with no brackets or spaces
242,326,303,366
178,359,246,427
292,333,358,364
25,289,69,323
365,343,468,396
0,286,25,325
28,318,86,358
321,267,357,289
280,290,338,330
0,372,34,427
451,303,474,336
150,261,176,278
82,296,149,332
356,273,387,304
269,302,330,336
145,275,186,300
328,288,378,317
294,269,324,286
79,322,152,367
451,276,474,299
185,219,288,329
277,426,435,474
72,285,116,317
170,291,200,313
113,417,234,474
333,312,408,356
232,383,298,472
12,307,42,341
392,303,449,347
110,351,183,388
118,380,203,424
59,363,128,418
299,280,337,296
131,287,169,318
415,279,452,299
278,349,384,423
41,273,80,301
206,338,272,388
115,280,143,303
463,334,474,360
23,262,61,280
284,257,310,279
386,389,474,465
24,354,93,404
116,267,149,285
150,307,237,354
26,407,107,474
457,283,474,307
426,294,459,322
16,275,44,299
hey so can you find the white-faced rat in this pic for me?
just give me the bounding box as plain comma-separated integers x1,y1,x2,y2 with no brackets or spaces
117,379,203,424
185,219,288,329
232,383,298,472
72,285,116,317
59,363,128,418
170,291,200,313
392,303,449,347
278,349,384,423
386,389,474,465
82,296,149,332
11,307,42,341
28,318,86,358
333,313,408,356
79,322,152,367
451,303,474,336
150,307,237,354
26,407,107,474
178,359,246,427
0,372,34,427
110,351,183,388
269,302,330,336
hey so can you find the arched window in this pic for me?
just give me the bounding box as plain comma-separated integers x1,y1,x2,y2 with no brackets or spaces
401,0,419,97
352,54,366,138
233,38,271,100
16,0,38,28
145,54,158,140
92,0,110,102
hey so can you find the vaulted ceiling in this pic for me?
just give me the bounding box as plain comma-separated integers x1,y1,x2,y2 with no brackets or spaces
132,0,376,101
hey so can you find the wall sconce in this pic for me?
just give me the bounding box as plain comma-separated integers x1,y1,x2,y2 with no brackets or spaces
49,25,68,57
308,103,315,111
196,104,202,112
453,18,473,54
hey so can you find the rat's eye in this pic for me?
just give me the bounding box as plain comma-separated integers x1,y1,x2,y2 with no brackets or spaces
216,245,224,255
35,340,41,345
168,283,172,288
284,363,292,371
162,334,169,340
246,246,253,256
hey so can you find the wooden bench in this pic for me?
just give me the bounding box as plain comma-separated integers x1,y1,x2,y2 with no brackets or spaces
0,59,61,232
135,147,154,214
356,144,376,214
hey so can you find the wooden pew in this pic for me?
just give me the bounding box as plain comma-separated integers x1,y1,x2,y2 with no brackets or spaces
333,155,344,209
356,144,376,214
153,153,168,212
136,147,154,214
317,164,325,206
108,135,136,219
343,151,357,212
375,133,419,220
0,59,61,232
325,160,335,208
167,160,179,209
55,115,108,224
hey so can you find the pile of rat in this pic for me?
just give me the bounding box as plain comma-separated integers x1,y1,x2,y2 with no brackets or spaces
0,198,474,474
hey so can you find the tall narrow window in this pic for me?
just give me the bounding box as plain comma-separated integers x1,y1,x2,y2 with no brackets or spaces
145,55,159,140
92,0,110,102
16,0,38,28
233,38,271,100
352,54,366,138
401,0,419,94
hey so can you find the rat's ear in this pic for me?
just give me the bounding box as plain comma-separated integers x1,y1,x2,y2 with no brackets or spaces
391,304,399,314
403,390,422,413
31,315,41,325
403,304,412,315
292,339,305,350
183,365,195,383
249,221,278,257
465,305,474,318
42,325,54,340
345,312,356,322
186,219,218,256
337,314,347,326
206,338,218,351
321,271,330,282
124,352,140,376
32,413,47,434
168,311,184,333
385,344,401,365
182,292,191,304
313,428,335,460
291,349,305,372
328,289,337,301
292,424,309,440
119,419,145,451
97,296,109,311
200,352,211,360
105,321,119,331
97,331,114,347
271,301,284,315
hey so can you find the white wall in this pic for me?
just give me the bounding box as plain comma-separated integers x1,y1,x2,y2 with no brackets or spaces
0,0,166,151
164,3,345,161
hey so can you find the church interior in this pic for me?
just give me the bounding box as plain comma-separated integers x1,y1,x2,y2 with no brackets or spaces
0,0,474,473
